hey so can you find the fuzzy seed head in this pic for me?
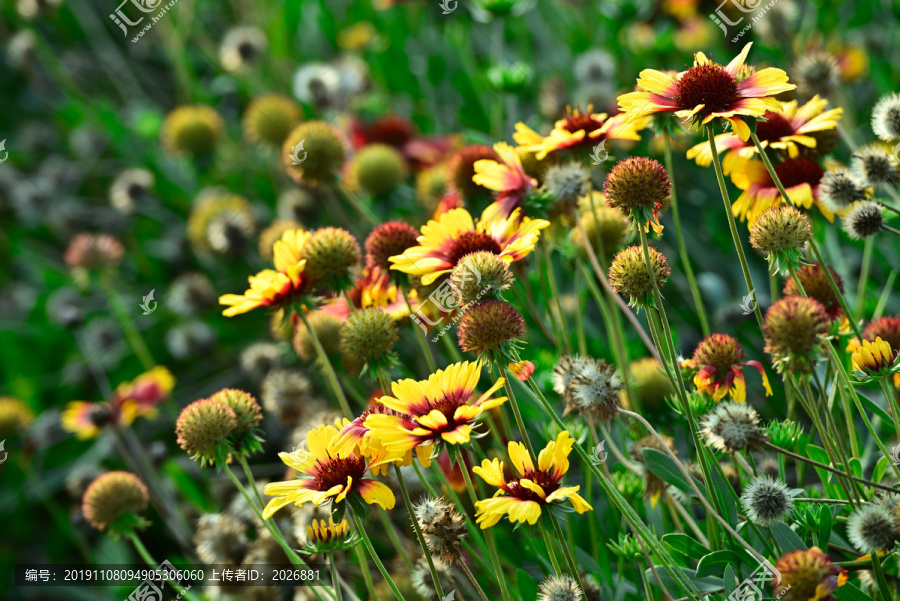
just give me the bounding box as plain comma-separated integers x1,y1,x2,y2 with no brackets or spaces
741,475,793,525
763,296,830,374
701,402,767,453
450,251,514,305
300,227,361,289
749,205,812,253
852,144,900,188
552,355,593,400
848,505,898,553
194,513,249,564
261,368,317,427
109,169,154,214
819,167,868,214
842,201,884,240
603,157,671,215
457,299,525,357
608,245,670,305
568,358,622,421
782,264,844,319
792,51,841,99
242,94,302,147
240,342,283,379
339,307,399,365
82,471,149,531
872,93,900,142
350,144,408,195
538,574,583,601
365,221,420,271
282,121,346,185
175,399,238,461
544,162,590,211
414,496,468,562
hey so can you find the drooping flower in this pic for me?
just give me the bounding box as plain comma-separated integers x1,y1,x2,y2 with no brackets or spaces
773,547,846,601
685,96,843,173
473,431,592,528
513,106,647,160
219,229,311,317
473,142,537,221
388,207,549,286
681,334,772,402
618,42,795,141
263,421,395,518
362,361,507,463
731,157,833,223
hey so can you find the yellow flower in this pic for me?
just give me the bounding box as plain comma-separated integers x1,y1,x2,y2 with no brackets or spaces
851,337,900,379
686,96,843,174
362,361,507,465
472,142,537,222
263,421,395,519
473,431,592,528
388,207,549,286
219,229,311,316
513,107,647,161
618,42,795,141
730,157,834,224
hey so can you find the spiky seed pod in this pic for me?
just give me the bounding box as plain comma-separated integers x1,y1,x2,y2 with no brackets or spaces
109,169,154,214
350,144,408,195
571,203,631,257
448,144,500,199
339,307,399,367
457,299,525,359
64,233,124,269
219,26,267,72
603,157,671,218
749,205,813,253
160,105,225,157
819,167,868,214
567,358,622,420
692,333,746,371
774,546,845,601
450,251,514,306
782,264,844,319
82,471,149,531
242,94,302,147
842,201,884,240
608,245,670,307
864,317,900,348
544,162,590,213
175,399,238,464
626,357,675,410
792,51,841,99
261,368,317,427
293,311,343,361
414,496,468,562
207,389,262,434
0,397,34,438
872,93,900,142
852,144,900,188
240,343,283,379
299,227,360,290
282,121,346,185
848,505,898,553
365,221,419,271
538,574,583,601
194,513,249,564
700,402,768,454
741,475,794,525
763,296,831,374
258,219,303,261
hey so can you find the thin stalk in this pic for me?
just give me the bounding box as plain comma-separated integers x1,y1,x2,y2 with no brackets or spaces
329,552,343,601
869,550,893,601
335,182,379,227
709,126,765,328
574,266,588,355
298,308,353,419
663,134,709,336
457,554,490,601
543,240,574,354
350,507,407,601
502,372,537,461
539,522,563,575
857,238,874,318
762,441,897,494
549,516,585,593
353,544,378,601
126,532,204,601
394,464,445,599
403,289,438,373
238,455,265,507
99,271,154,370
379,506,415,572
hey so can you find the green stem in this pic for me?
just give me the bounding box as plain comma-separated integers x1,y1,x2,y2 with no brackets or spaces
379,506,414,572
298,308,354,419
549,515,585,593
543,240,574,354
457,554,491,601
100,271,154,370
869,550,893,601
238,455,265,507
856,237,874,319
394,465,445,599
761,442,896,494
353,544,378,601
539,522,563,575
502,371,537,461
663,134,710,336
126,532,204,601
403,289,438,373
350,506,407,601
329,552,343,601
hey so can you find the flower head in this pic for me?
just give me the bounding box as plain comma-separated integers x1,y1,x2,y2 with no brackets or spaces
683,334,772,402
263,421,395,518
749,205,812,274
259,219,303,262
603,157,670,234
863,317,900,349
82,471,149,531
819,166,868,214
300,227,360,290
242,94,302,147
160,105,225,157
543,162,590,214
64,233,124,269
764,296,831,375
566,358,622,420
741,475,793,525
448,144,500,199
207,389,263,436
514,107,646,160
302,517,358,553
365,221,420,272
572,198,631,257
187,190,256,255
618,42,795,141
0,397,34,438
473,142,538,221
842,201,884,240
848,504,898,553
782,264,845,320
793,51,841,99
414,496,468,562
852,144,900,188
538,574,583,601
294,310,343,361
872,93,900,142
219,26,267,72
457,299,526,363
350,144,408,195
701,402,768,453
851,337,900,381
193,513,249,564
282,121,346,185
608,245,670,308
339,307,399,372
450,251,514,306
774,547,846,601
474,431,593,528
388,207,549,286
261,368,320,427
363,361,507,463
731,157,832,223
175,398,239,466
109,168,154,214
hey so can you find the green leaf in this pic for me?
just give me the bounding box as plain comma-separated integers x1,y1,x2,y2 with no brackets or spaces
806,444,830,465
858,395,895,433
770,521,807,552
833,581,878,601
516,568,538,601
817,505,833,550
162,460,211,512
723,565,739,592
646,566,723,593
662,533,710,561
641,448,699,496
874,455,890,483
695,550,742,578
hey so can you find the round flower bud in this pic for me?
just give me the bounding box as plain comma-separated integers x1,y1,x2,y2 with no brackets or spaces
741,475,794,526
538,574,583,601
300,227,361,289
773,547,844,601
447,144,499,199
293,310,343,360
544,162,589,213
603,157,671,216
852,144,900,188
782,264,844,319
82,471,149,531
282,121,346,185
175,399,238,464
749,205,812,254
819,167,867,214
763,296,830,374
160,105,225,157
571,203,631,257
608,245,670,307
457,299,525,358
258,218,303,261
207,389,262,434
848,505,898,554
701,402,768,454
872,93,900,142
842,201,884,240
0,397,34,438
339,307,399,367
365,221,419,271
350,144,408,195
450,251,514,306
242,94,302,147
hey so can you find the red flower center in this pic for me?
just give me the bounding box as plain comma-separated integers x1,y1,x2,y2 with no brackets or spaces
503,469,560,503
447,231,502,266
561,112,603,135
674,63,740,116
770,158,824,190
413,392,470,435
755,111,796,143
693,334,746,373
314,456,368,492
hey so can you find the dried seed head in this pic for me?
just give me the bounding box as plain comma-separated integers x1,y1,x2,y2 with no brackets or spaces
842,201,884,240
848,504,898,554
82,471,149,531
701,402,768,454
741,475,794,526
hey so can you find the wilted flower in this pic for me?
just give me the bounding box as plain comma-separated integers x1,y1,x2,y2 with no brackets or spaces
168,272,216,316
792,51,841,99
565,358,622,420
261,368,318,427
741,475,794,525
700,402,768,453
240,343,283,379
543,162,590,214
414,496,468,562
194,513,249,564
219,26,267,72
82,471,149,531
